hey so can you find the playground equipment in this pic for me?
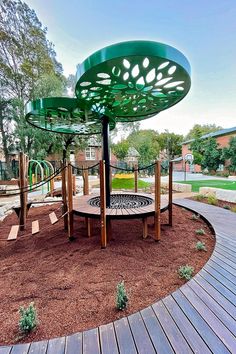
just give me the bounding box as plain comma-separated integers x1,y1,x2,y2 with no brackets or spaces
24,40,191,247
7,152,67,240
28,159,55,193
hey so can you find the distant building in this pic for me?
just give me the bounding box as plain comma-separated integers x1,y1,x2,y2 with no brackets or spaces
125,147,140,167
174,126,236,172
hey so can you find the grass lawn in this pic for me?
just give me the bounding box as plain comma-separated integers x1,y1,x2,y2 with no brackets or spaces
177,179,236,192
112,178,151,190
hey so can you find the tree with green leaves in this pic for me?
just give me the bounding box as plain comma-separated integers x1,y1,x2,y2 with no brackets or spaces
126,129,160,166
222,137,236,173
158,130,183,159
0,0,66,167
200,138,224,172
111,140,129,161
185,124,222,141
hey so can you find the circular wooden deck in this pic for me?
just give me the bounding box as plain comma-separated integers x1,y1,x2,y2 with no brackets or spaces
73,192,169,219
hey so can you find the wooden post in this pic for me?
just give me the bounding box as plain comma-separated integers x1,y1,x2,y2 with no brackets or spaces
134,164,138,193
67,163,74,240
83,166,89,195
19,152,27,231
24,154,28,214
110,167,113,193
61,161,68,230
154,160,161,241
50,177,55,197
100,160,107,248
168,161,173,227
72,174,76,196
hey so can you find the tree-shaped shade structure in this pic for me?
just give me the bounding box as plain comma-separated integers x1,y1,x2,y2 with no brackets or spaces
25,97,116,135
76,40,191,122
25,40,191,206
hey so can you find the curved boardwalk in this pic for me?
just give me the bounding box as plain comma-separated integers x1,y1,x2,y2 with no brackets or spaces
1,199,236,353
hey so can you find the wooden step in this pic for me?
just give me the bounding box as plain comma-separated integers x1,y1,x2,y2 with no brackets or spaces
8,225,19,241
49,212,58,224
32,220,39,235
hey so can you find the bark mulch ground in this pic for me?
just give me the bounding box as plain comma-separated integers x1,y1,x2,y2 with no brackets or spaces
0,203,215,345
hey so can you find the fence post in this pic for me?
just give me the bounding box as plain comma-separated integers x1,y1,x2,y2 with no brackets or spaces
67,163,74,240
168,161,173,226
100,160,107,248
83,165,89,195
19,152,27,231
61,161,68,230
134,164,138,193
154,160,161,241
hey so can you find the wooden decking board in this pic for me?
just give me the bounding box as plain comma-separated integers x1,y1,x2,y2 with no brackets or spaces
200,268,236,307
216,241,236,257
0,347,12,354
140,307,174,354
205,265,236,295
10,343,30,354
8,225,19,240
172,290,230,354
210,256,236,280
215,234,236,246
99,323,118,354
203,266,236,296
32,220,39,235
152,301,192,353
65,333,82,354
47,337,65,354
214,251,236,270
83,328,100,354
206,260,236,285
49,212,58,225
128,312,156,354
180,285,236,352
194,274,236,319
28,340,48,354
163,295,212,353
188,280,236,337
114,317,137,354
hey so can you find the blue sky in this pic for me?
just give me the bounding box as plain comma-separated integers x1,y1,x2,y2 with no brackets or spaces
25,0,236,136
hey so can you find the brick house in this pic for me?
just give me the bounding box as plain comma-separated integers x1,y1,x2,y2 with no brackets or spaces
174,126,236,172
48,137,117,169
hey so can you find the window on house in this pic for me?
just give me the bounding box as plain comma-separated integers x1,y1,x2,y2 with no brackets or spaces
85,147,96,160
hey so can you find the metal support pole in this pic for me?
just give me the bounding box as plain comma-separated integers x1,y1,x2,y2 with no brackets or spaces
102,116,110,207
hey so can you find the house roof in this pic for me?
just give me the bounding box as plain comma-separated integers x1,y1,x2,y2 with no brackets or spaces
182,126,236,145
127,147,140,157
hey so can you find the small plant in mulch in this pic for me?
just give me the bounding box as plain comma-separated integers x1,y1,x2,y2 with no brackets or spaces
231,206,236,213
116,281,128,310
223,205,231,210
19,302,38,334
195,228,206,235
191,213,200,221
195,241,207,252
207,194,218,206
178,265,194,280
194,194,205,201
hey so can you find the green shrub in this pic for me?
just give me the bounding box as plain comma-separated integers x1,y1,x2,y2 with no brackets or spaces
195,228,206,235
178,265,194,280
207,194,217,205
191,213,200,221
223,205,230,210
194,194,205,201
116,281,128,310
19,302,38,334
231,206,236,213
195,241,207,251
